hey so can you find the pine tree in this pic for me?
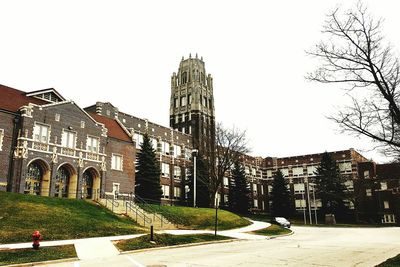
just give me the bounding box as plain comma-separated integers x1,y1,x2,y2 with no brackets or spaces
270,169,293,218
135,133,162,203
315,152,347,217
187,154,210,207
229,161,250,214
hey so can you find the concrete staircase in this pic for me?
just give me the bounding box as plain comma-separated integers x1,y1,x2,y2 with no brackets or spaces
98,198,177,230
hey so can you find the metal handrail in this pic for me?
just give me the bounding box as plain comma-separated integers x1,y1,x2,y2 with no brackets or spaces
104,194,119,212
131,195,177,227
125,201,152,227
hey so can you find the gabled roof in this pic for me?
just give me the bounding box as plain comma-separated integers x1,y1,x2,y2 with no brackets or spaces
89,113,132,143
25,88,66,103
0,84,46,112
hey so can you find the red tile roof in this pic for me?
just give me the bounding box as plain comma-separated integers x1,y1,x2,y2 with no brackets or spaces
89,113,132,143
0,84,46,112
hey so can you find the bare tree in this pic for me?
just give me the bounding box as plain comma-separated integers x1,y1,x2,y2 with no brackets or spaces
209,122,250,205
306,2,400,157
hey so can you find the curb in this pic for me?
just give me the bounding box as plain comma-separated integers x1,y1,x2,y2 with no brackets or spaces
119,238,241,254
3,257,78,267
268,230,295,239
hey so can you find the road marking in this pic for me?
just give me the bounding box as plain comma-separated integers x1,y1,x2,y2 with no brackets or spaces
73,261,80,267
126,255,145,267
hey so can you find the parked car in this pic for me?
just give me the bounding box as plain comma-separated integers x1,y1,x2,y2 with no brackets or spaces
271,217,291,228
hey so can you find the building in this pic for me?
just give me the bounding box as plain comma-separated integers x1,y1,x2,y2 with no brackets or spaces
1,56,399,224
84,102,193,205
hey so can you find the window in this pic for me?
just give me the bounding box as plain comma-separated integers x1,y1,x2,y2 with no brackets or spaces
307,165,317,176
381,182,388,190
294,183,305,193
366,189,372,196
161,141,170,155
174,98,179,108
251,168,256,176
33,123,50,143
295,199,306,209
151,138,158,151
223,177,229,188
245,166,250,174
181,127,185,134
134,133,143,149
181,72,187,84
344,180,354,192
87,136,99,153
292,167,303,176
55,113,60,122
175,115,179,124
268,185,273,193
339,162,352,173
364,170,370,179
0,129,4,151
173,166,181,179
311,199,322,208
266,170,273,178
253,184,257,194
188,94,192,104
180,96,186,106
261,185,264,195
111,154,123,171
61,130,76,148
80,121,85,129
189,126,192,134
162,163,170,178
174,187,181,199
384,201,390,209
281,168,289,177
253,199,258,208
162,185,170,198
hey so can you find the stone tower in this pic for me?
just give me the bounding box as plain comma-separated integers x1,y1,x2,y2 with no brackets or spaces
170,54,215,158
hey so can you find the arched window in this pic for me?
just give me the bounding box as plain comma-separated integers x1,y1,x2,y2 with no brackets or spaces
181,72,188,84
55,166,70,198
25,162,42,195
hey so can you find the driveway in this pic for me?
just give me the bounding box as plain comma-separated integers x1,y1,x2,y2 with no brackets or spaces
35,226,400,267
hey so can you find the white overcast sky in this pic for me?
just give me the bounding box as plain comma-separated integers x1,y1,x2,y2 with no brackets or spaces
1,0,399,163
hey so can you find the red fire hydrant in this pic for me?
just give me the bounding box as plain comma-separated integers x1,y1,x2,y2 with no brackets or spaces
32,230,42,249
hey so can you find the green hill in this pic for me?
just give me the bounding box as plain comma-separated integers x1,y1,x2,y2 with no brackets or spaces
142,204,251,230
0,192,143,244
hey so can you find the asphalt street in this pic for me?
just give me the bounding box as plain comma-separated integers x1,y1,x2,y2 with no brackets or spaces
35,226,400,267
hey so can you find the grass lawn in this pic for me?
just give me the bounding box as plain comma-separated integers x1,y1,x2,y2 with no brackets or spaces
0,245,76,266
377,254,400,267
115,233,232,251
252,224,291,236
0,191,144,244
141,204,251,230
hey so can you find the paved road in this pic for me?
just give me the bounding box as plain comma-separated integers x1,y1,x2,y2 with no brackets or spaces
37,226,400,267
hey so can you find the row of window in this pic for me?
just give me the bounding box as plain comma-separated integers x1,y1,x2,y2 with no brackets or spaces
33,123,100,153
161,185,181,199
133,133,185,157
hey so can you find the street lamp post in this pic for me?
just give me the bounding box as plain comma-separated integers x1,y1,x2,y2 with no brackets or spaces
306,177,312,224
214,191,219,236
302,184,306,224
310,182,317,224
192,149,198,208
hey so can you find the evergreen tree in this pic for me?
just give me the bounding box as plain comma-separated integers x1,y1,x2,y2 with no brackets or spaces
270,169,293,218
187,154,210,207
229,161,250,214
315,152,347,217
135,134,162,203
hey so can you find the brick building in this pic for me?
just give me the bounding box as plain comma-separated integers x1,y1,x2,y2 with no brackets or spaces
1,56,399,224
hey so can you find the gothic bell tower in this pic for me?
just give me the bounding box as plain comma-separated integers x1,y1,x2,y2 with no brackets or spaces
170,54,216,158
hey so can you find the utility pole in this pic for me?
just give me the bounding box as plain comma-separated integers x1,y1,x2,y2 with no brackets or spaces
192,149,198,207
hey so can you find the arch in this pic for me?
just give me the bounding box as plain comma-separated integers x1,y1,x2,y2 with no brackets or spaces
82,167,101,200
25,158,51,196
57,163,78,198
181,72,187,84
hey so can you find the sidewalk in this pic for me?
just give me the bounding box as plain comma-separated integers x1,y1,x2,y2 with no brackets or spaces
0,220,270,260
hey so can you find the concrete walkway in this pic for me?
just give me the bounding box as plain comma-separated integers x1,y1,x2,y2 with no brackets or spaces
0,219,271,260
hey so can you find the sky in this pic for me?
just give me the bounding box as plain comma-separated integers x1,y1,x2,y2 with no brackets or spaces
0,0,399,163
